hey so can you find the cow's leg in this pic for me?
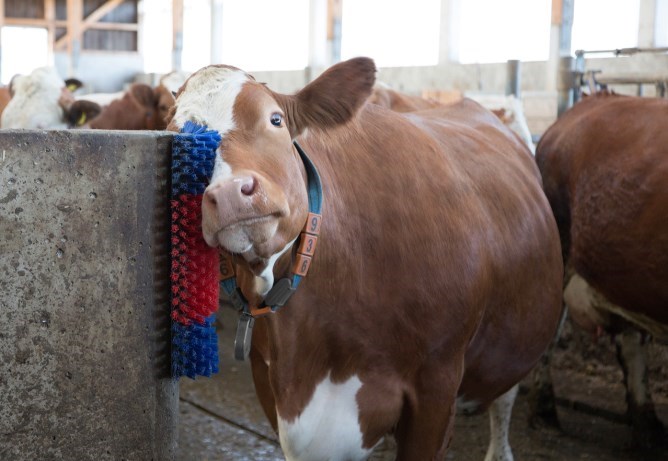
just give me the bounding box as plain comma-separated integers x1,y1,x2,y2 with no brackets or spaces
527,305,568,430
484,384,518,461
615,328,666,448
394,365,461,461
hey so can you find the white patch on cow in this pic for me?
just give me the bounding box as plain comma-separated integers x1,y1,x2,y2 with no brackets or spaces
277,374,375,461
465,93,535,154
171,65,249,137
160,70,191,94
616,330,649,408
255,238,297,297
175,67,247,198
565,272,668,340
484,384,518,461
210,148,233,184
1,66,67,129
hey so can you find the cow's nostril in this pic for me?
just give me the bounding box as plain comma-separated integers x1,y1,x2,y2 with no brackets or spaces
240,177,257,196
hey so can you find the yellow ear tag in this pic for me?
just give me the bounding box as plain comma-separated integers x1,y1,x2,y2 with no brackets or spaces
77,112,87,126
67,84,78,92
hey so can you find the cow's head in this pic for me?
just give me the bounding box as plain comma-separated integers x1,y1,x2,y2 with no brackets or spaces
64,99,102,127
153,84,176,129
1,66,69,129
169,57,375,281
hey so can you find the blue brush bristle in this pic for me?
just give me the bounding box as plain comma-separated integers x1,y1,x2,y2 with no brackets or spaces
171,315,219,379
172,124,221,196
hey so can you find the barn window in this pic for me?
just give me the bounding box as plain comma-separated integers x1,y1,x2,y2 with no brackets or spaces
217,0,310,71
182,0,213,72
141,0,172,73
456,0,551,64
340,0,441,67
1,27,49,84
571,0,640,55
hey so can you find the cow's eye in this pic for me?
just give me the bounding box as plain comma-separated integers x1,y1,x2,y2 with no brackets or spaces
270,113,283,127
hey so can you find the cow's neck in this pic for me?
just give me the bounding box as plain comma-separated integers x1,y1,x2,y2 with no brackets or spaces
234,241,295,307
223,140,322,359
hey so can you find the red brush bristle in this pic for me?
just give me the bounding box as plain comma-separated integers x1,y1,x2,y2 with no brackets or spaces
171,195,219,326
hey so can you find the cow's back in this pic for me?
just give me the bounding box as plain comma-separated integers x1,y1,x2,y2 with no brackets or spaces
536,94,668,325
291,99,563,409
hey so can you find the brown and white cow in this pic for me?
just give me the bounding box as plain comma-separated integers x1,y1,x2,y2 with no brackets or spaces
67,83,174,130
170,58,563,460
534,92,668,447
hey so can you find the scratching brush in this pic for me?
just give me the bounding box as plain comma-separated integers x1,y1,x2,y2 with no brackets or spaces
170,121,222,379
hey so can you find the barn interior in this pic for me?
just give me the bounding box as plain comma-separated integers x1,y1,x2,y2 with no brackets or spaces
1,1,667,460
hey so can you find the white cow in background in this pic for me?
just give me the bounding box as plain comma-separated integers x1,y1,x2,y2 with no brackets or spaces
1,67,70,129
159,70,191,94
466,93,536,154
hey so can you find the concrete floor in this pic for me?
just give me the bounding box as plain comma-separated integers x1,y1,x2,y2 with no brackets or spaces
177,306,668,461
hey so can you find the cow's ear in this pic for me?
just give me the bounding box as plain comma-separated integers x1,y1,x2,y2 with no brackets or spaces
64,78,83,92
274,57,376,138
129,83,156,108
66,100,102,126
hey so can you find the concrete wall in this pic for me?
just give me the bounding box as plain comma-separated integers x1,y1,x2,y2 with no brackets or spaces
0,130,177,460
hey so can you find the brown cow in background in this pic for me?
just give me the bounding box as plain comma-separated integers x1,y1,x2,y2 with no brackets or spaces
0,87,10,119
67,83,174,130
367,83,444,112
533,92,668,448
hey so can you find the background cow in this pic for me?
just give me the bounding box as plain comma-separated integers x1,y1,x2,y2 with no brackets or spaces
0,86,11,120
66,82,174,130
533,92,668,448
368,83,444,112
1,67,70,129
169,57,563,460
368,85,536,154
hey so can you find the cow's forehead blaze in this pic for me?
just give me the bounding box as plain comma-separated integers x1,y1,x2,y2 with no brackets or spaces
172,65,250,137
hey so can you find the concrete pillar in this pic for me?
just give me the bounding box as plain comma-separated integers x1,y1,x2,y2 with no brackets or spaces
172,0,184,71
557,56,576,116
638,0,657,47
210,0,224,64
547,0,574,92
306,0,329,82
506,60,521,97
327,0,342,64
439,0,459,63
0,130,177,460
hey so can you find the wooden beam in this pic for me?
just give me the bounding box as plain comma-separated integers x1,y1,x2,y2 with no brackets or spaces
55,0,126,49
551,0,562,25
4,18,68,27
87,22,138,32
